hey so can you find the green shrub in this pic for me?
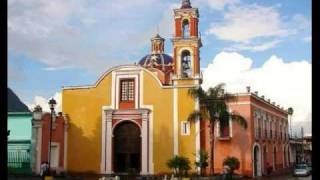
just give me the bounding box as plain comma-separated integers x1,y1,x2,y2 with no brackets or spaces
195,150,208,176
167,155,191,177
222,156,240,174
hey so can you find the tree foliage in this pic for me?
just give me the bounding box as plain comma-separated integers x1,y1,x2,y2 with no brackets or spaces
167,155,191,177
195,150,209,176
223,156,240,174
187,83,248,129
187,83,248,174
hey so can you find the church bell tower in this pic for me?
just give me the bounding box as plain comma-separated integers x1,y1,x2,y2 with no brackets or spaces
172,0,202,85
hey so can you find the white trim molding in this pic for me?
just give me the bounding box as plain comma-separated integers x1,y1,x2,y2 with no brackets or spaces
195,96,200,173
102,109,151,175
252,143,262,177
139,70,154,174
100,68,155,175
228,102,287,119
115,73,139,109
37,125,42,174
63,113,69,171
100,107,108,173
173,87,179,155
63,65,172,90
181,121,190,136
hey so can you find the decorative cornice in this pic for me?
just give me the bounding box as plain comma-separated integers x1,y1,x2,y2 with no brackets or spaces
229,92,288,114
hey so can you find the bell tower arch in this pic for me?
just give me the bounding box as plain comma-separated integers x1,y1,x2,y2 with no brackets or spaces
172,0,202,85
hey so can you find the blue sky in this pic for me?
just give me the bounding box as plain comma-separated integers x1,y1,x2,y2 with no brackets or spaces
8,0,311,135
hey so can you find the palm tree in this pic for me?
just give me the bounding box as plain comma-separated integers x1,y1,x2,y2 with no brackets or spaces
187,83,248,175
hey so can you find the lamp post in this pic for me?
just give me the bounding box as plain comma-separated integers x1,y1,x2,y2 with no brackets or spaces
48,98,56,175
287,107,293,138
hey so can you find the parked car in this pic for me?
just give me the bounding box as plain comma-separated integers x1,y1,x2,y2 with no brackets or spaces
293,164,311,176
308,164,312,173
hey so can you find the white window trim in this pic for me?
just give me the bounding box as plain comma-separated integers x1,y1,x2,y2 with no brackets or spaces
216,111,232,138
181,121,190,136
115,73,139,109
252,143,262,177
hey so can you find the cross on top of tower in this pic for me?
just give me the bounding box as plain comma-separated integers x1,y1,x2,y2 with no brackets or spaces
181,0,192,9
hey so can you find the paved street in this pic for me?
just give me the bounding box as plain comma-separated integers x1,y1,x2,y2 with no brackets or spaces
8,174,312,180
244,174,312,180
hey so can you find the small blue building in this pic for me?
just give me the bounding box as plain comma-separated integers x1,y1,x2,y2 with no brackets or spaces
8,112,32,174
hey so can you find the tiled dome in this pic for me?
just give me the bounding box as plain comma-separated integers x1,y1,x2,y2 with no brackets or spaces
138,53,173,67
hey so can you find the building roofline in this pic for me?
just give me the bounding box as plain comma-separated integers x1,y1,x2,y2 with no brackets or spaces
62,64,142,90
8,139,31,143
229,92,288,114
8,112,32,116
62,64,176,90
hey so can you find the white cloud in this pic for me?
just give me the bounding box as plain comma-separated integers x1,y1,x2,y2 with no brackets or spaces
226,40,281,52
42,66,73,71
27,92,62,113
303,36,311,43
206,4,288,42
8,0,173,75
202,51,311,135
205,3,310,52
292,14,311,31
207,0,240,10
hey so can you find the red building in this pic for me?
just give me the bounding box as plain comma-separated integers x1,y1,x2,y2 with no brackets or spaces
201,87,290,177
32,110,68,175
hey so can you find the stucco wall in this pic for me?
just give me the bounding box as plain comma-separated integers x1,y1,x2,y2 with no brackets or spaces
142,71,174,173
62,67,199,174
62,74,112,173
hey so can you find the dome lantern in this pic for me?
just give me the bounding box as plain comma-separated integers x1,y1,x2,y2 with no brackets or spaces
151,33,165,54
138,33,173,72
181,0,192,9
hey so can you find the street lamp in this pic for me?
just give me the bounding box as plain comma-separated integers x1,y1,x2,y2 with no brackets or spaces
33,105,43,120
48,98,56,175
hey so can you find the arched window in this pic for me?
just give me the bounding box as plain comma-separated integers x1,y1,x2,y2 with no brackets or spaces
181,50,191,77
182,19,190,38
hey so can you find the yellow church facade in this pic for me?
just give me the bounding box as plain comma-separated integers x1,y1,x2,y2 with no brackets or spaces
62,0,203,175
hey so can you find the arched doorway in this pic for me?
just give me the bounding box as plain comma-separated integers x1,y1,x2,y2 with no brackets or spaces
253,144,261,177
113,121,141,173
287,146,291,167
263,146,267,175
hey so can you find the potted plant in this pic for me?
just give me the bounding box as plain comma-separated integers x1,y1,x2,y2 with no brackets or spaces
167,155,191,179
222,156,240,178
195,150,209,176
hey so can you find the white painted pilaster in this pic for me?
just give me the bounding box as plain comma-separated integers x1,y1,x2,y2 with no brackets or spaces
101,110,106,173
141,111,149,174
195,96,200,173
173,87,179,155
106,111,113,174
37,125,42,174
63,115,69,171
